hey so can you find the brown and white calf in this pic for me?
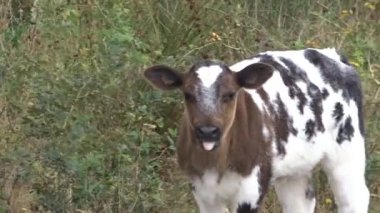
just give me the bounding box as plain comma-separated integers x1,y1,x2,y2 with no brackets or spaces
144,48,369,213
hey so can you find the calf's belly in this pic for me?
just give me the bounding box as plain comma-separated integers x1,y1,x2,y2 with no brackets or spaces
270,135,328,178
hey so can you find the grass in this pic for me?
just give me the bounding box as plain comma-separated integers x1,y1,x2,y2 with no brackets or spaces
0,0,379,212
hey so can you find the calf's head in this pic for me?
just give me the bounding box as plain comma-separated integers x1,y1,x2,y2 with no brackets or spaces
144,60,273,151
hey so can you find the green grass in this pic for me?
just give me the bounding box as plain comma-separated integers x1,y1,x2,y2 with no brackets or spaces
0,0,379,212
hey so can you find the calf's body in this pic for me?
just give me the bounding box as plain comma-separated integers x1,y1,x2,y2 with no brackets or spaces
144,48,369,213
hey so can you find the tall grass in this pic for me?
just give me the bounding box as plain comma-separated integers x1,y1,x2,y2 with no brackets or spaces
0,0,379,212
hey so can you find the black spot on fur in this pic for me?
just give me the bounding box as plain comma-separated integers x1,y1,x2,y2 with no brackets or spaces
280,58,309,114
344,71,365,136
333,102,344,123
237,202,258,213
337,117,355,144
307,83,325,132
296,92,307,114
288,117,298,136
279,57,308,82
274,94,290,153
308,83,320,96
321,88,329,100
304,49,364,136
340,53,350,65
304,49,343,91
305,120,316,141
259,55,308,114
257,89,286,155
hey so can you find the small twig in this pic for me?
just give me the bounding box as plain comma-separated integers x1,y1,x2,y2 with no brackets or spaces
94,1,115,27
374,86,380,100
222,43,241,50
3,166,19,200
370,193,380,199
316,1,329,10
337,32,348,50
310,12,342,29
62,83,87,129
277,0,284,29
148,146,169,163
129,183,142,213
0,105,6,117
179,41,217,63
369,60,380,85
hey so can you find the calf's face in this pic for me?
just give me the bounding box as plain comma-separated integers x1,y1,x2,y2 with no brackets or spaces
144,61,273,151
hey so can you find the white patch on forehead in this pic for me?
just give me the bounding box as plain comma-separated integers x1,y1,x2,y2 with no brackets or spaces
194,65,224,113
195,65,223,88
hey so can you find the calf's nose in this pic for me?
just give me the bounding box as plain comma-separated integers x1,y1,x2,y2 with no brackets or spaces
195,126,220,140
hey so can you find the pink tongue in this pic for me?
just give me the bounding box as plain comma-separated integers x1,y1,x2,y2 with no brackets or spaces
202,142,215,151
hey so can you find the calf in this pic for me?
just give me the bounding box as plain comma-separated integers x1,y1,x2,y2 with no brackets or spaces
144,48,369,213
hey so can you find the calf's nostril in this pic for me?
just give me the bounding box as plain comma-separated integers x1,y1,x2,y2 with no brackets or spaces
196,126,220,138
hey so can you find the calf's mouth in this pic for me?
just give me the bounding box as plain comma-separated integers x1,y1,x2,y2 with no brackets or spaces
201,141,219,151
194,125,221,151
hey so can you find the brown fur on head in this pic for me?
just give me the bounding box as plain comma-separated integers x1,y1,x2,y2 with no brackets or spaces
144,60,273,153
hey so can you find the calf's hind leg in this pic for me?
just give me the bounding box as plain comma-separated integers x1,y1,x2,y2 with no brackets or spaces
274,175,316,213
322,138,369,213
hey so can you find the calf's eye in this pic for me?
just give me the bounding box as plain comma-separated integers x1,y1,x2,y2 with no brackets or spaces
222,92,236,103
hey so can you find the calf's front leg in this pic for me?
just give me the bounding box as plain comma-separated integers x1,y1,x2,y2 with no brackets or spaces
274,175,316,213
230,167,266,213
193,190,226,213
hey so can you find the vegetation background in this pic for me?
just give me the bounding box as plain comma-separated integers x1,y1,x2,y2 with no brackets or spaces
0,0,379,212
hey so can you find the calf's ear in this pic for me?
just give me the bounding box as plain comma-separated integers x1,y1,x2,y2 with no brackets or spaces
235,63,273,89
144,65,183,90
